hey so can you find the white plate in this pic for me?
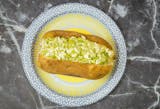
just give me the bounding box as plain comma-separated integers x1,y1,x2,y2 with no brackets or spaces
22,3,127,107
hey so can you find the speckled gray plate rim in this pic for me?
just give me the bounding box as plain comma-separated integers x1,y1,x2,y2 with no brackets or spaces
22,3,127,107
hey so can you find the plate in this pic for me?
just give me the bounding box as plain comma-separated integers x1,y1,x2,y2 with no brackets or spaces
33,13,116,97
22,3,127,107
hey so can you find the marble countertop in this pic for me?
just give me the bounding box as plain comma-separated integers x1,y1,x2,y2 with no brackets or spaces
0,0,160,109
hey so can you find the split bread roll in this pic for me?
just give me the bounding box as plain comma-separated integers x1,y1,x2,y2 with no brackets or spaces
37,30,115,79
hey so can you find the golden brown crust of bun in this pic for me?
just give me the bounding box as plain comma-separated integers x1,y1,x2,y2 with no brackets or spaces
38,55,113,79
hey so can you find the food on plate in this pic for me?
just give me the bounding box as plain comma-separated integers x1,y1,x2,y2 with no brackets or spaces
37,30,115,79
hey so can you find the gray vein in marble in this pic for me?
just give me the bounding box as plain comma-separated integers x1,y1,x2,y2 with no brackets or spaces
0,6,26,56
0,12,17,24
127,38,140,52
7,0,20,8
4,26,21,56
151,0,160,55
28,93,38,109
108,0,114,13
148,75,160,109
38,94,45,109
12,75,39,109
0,4,26,30
126,74,160,109
15,11,30,23
125,74,151,89
38,95,64,109
44,3,53,11
23,83,38,109
108,1,128,20
96,1,100,6
127,56,160,62
0,44,12,54
0,23,26,32
112,4,128,18
44,105,65,109
38,94,52,109
109,92,136,97
0,6,26,32
0,35,6,42
0,86,3,91
0,87,32,109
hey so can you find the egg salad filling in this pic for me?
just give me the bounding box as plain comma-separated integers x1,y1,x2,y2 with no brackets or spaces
40,36,113,65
